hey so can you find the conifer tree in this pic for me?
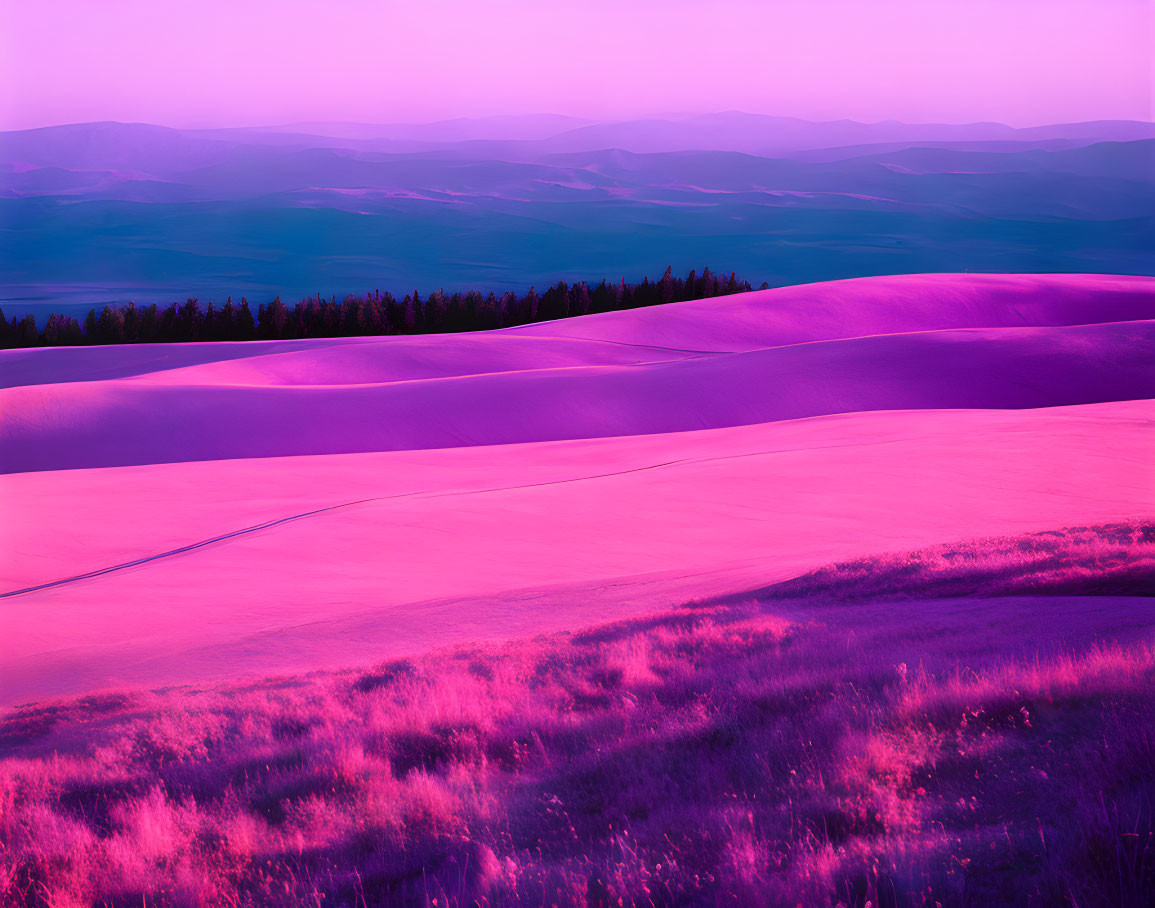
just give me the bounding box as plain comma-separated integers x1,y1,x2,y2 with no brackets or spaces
260,297,288,338
684,269,698,299
15,314,38,346
9,268,757,347
523,286,539,322
700,267,715,297
122,302,139,342
659,266,676,304
539,281,570,321
498,291,516,328
42,313,62,346
83,309,100,344
571,282,591,317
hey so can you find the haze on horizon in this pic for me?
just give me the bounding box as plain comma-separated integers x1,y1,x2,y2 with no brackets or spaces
1,0,1150,133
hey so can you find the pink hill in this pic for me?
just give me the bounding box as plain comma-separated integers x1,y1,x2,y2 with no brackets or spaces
2,273,1152,390
509,272,1155,350
2,276,1152,473
0,273,1151,705
2,400,1151,705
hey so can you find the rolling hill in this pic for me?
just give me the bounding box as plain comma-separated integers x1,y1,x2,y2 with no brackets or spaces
1,273,1151,705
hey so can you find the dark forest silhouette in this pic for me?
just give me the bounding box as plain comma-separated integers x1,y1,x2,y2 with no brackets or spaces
1,268,763,348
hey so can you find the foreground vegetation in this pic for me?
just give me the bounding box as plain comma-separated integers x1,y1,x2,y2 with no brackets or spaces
0,268,759,348
2,523,1152,906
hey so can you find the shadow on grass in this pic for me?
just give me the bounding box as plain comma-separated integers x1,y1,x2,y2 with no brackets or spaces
1,521,1152,906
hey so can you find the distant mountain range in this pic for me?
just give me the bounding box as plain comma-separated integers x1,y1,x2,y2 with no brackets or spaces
2,114,1153,320
5,112,1154,167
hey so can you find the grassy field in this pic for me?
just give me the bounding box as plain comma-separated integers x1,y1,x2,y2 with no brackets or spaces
2,523,1152,906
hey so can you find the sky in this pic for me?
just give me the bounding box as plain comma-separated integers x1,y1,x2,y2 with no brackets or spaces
1,0,1151,131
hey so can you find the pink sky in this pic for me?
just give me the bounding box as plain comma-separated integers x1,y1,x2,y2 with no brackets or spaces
1,0,1151,130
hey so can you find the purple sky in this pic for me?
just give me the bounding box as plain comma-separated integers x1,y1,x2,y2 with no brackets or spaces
2,0,1151,130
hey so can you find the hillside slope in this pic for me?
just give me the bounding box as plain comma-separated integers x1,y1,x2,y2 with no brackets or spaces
2,400,1151,705
1,273,1151,705
2,274,1152,472
4,272,1152,388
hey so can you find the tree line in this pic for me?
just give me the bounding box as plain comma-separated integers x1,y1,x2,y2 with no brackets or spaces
0,268,764,348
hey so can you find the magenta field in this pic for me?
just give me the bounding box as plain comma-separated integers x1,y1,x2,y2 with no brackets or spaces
2,273,1153,906
2,2,1153,905
1,524,1153,905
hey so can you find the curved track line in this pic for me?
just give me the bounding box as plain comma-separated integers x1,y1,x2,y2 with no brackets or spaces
0,459,685,600
0,497,384,600
0,435,915,601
